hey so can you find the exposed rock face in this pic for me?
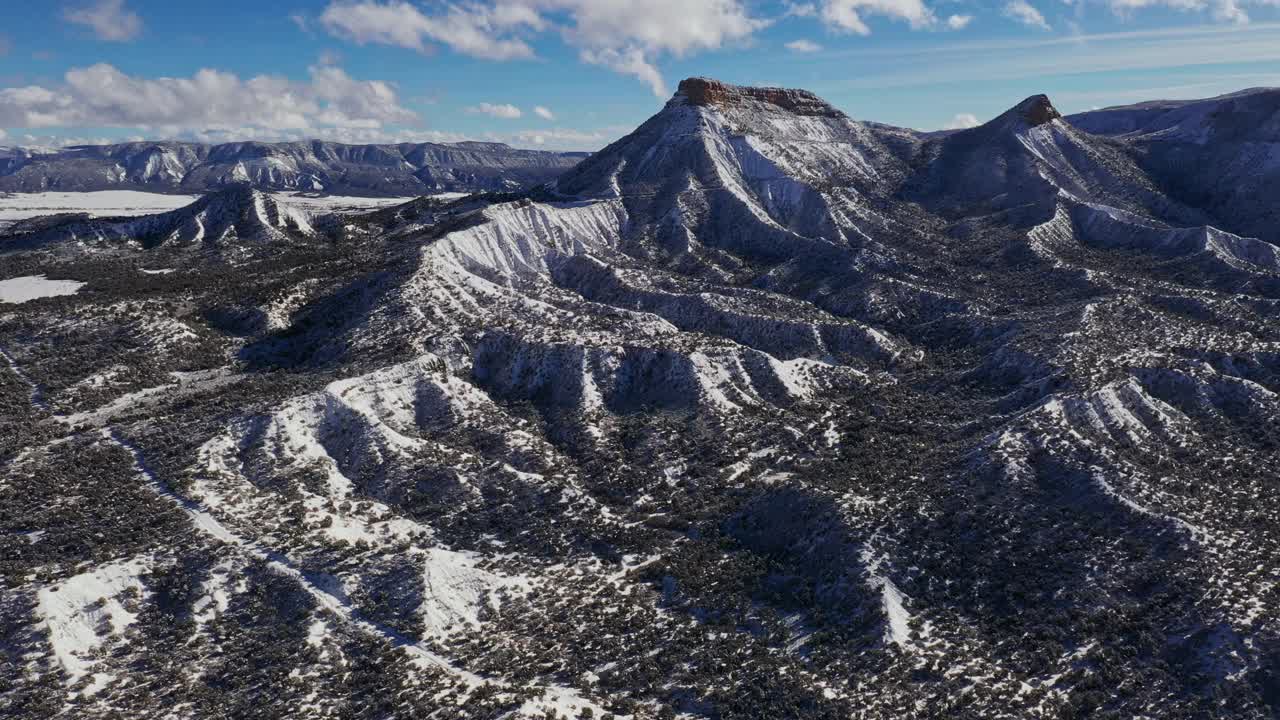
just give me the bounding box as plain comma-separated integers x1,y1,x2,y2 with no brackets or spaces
676,77,846,117
1019,94,1063,126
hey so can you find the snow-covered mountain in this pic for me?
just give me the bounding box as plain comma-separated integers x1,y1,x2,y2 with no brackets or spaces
2,79,1278,719
0,139,586,196
1069,87,1280,242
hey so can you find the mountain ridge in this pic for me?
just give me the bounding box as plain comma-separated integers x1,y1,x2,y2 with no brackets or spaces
0,138,586,197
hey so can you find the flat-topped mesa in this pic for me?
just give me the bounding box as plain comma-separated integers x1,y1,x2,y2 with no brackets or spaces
1016,94,1062,127
675,77,846,118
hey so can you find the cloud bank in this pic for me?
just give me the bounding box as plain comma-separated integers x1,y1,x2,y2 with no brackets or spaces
0,63,415,132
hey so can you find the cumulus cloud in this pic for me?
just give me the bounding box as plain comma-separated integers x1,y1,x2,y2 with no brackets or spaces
468,102,524,119
819,0,939,34
319,1,537,60
944,113,981,129
785,38,823,52
946,14,974,29
0,63,416,133
309,64,417,127
533,105,556,120
555,0,766,57
556,0,770,97
318,1,768,98
63,0,144,42
1003,0,1052,29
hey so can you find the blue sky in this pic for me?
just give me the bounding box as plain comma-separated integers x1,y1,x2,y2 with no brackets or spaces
2,0,1279,150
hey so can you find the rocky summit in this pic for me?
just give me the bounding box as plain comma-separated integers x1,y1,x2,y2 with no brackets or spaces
676,77,846,117
1,79,1278,720
1017,94,1062,126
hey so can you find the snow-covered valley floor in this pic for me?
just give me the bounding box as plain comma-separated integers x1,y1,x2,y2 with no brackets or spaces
0,191,201,222
0,190,431,226
0,275,84,303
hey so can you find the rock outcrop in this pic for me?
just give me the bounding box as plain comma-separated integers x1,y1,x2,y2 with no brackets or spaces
675,77,846,117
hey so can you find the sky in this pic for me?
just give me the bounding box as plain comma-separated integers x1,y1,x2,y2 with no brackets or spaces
1,0,1279,151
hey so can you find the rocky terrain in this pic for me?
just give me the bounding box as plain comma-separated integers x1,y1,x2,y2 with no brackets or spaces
0,140,586,197
1,78,1277,719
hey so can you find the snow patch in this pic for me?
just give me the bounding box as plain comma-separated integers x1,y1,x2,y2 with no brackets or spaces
36,556,148,694
421,548,525,636
0,275,84,304
0,190,199,221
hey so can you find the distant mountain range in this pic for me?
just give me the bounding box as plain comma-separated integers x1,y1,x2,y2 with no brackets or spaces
2,79,1278,719
0,139,587,196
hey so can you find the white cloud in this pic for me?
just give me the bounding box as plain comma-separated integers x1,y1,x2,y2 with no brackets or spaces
1003,0,1052,30
319,1,537,60
944,112,981,129
784,1,819,16
318,1,769,98
177,125,467,146
127,125,609,152
819,0,940,35
10,122,622,153
1106,0,1251,23
1212,0,1249,23
501,125,630,150
823,23,1280,94
308,64,417,127
0,129,7,142
947,14,974,29
579,46,668,97
13,133,126,149
63,0,143,42
533,105,556,120
569,0,768,96
785,38,823,52
555,0,767,57
0,63,416,133
468,102,524,119
290,12,313,34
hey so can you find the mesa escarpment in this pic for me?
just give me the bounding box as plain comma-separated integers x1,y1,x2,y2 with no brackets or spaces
676,77,846,118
